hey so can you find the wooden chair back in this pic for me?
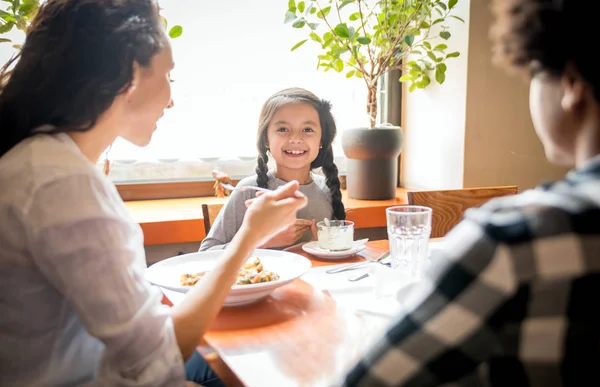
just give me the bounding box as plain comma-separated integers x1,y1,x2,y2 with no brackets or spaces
407,186,518,238
202,203,225,234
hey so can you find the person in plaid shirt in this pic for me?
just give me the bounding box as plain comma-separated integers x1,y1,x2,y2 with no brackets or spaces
342,0,600,386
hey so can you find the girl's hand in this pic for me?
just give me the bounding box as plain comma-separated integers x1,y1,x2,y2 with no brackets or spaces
310,219,318,241
259,219,312,249
238,181,307,248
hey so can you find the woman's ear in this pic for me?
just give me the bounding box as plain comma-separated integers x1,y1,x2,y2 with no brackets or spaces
126,61,142,99
561,62,586,112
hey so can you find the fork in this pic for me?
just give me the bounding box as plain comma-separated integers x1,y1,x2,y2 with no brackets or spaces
325,250,390,274
220,183,272,194
220,183,305,198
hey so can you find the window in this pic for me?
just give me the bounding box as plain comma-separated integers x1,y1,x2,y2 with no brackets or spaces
104,0,379,184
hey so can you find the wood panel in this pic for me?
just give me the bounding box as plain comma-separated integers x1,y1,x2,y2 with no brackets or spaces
407,186,518,238
117,179,240,201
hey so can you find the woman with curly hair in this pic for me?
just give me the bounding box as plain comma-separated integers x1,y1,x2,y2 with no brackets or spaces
342,0,600,385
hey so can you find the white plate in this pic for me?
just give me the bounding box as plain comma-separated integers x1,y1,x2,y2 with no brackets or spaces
301,241,367,259
145,249,312,307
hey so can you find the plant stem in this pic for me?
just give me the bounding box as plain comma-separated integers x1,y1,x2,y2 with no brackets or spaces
367,80,378,128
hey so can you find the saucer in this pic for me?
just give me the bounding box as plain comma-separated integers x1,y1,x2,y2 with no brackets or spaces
302,240,367,260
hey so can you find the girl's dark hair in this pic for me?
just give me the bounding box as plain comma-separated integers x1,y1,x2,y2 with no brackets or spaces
255,87,346,220
0,0,168,157
491,0,600,100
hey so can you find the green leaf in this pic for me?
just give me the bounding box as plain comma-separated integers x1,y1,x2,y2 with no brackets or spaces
448,0,459,9
288,0,296,12
356,36,371,45
403,34,414,46
332,58,344,72
18,0,37,17
349,12,360,21
437,2,447,10
168,25,183,39
399,74,414,82
0,37,11,43
0,21,14,33
339,0,354,10
432,18,444,25
284,11,297,24
310,7,317,14
409,83,418,92
440,31,451,40
317,6,331,18
309,32,323,43
346,70,355,78
308,22,319,30
423,41,431,50
420,75,431,87
450,15,465,23
333,23,350,38
427,51,437,61
437,63,447,72
420,21,430,28
446,51,460,58
298,1,305,13
291,39,308,51
434,44,448,51
305,3,313,15
292,18,306,28
410,50,422,55
355,71,363,78
333,46,349,55
407,61,421,70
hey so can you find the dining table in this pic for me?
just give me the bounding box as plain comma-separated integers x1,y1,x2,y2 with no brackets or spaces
160,238,444,387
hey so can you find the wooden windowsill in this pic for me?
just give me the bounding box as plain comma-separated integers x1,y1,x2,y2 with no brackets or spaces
126,188,410,246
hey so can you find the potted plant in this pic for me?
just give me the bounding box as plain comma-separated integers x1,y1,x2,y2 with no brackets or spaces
284,0,463,199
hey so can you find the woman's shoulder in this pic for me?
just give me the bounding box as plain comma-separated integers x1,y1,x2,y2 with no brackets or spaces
0,134,104,195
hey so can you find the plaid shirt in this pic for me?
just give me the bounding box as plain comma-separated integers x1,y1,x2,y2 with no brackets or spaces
343,155,600,387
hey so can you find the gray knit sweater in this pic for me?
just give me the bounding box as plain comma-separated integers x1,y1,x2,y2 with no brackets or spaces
199,170,333,251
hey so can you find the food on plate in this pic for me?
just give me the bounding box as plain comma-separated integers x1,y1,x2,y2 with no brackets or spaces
180,257,280,286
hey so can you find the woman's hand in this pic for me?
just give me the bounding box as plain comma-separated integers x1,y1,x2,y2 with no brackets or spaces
238,181,308,248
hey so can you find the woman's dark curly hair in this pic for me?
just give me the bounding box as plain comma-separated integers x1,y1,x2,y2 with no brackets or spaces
491,0,600,100
255,87,346,221
0,0,168,157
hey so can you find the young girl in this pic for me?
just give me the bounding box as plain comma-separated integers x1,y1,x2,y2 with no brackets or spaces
200,87,346,251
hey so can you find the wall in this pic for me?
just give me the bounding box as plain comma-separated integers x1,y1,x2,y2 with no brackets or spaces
461,0,568,190
401,0,568,192
400,0,471,190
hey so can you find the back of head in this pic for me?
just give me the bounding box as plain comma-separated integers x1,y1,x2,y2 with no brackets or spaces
0,0,167,157
491,0,600,100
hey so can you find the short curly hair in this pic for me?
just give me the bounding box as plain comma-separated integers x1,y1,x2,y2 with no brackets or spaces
491,0,600,99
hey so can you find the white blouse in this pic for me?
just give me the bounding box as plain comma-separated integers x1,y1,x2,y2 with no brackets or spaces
0,133,185,386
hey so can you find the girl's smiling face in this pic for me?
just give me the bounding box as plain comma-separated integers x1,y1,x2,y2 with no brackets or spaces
266,102,322,175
